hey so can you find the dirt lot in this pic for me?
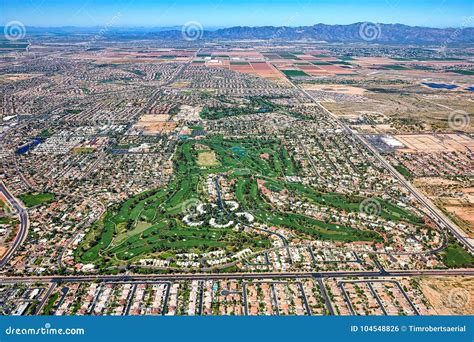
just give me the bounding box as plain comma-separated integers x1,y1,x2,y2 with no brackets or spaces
444,203,474,237
0,246,6,259
414,177,459,187
197,151,220,167
129,114,176,135
395,134,473,153
419,277,474,315
323,92,474,133
301,84,366,95
0,73,41,83
227,61,288,83
414,178,474,238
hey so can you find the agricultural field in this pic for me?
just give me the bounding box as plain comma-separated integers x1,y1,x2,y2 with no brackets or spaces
281,70,309,77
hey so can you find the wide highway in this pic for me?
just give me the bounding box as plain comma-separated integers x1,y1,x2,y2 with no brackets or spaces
0,182,29,268
0,268,473,284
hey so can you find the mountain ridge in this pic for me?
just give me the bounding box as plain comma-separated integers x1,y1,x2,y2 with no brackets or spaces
12,22,474,44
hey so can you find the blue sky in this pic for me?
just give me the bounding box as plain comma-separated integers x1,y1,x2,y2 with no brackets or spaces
2,0,473,28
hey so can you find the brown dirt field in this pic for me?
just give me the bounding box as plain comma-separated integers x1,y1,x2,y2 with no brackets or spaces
443,202,474,237
297,55,318,60
214,51,263,59
139,114,170,122
131,114,176,134
227,62,288,83
414,178,473,237
170,81,190,88
322,92,474,133
0,74,41,83
395,134,473,153
146,122,176,133
353,57,400,66
93,49,194,60
0,246,6,259
419,277,474,315
197,151,220,167
271,61,296,68
317,65,355,74
301,84,366,95
90,58,177,64
298,65,322,71
413,177,460,187
354,125,389,134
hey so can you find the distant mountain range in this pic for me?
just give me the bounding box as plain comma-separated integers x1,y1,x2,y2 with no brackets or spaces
17,23,474,45
175,23,474,44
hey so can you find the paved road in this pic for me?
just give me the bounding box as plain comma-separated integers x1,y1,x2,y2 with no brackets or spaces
34,282,57,314
295,85,473,254
296,281,312,315
367,282,388,315
1,269,472,284
0,182,29,268
314,276,335,315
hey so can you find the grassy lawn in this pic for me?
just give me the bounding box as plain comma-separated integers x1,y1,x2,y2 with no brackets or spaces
42,292,59,315
19,193,55,207
287,182,422,225
259,211,381,242
0,216,19,225
450,70,474,75
395,164,412,179
73,147,95,154
112,221,154,247
441,239,474,268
